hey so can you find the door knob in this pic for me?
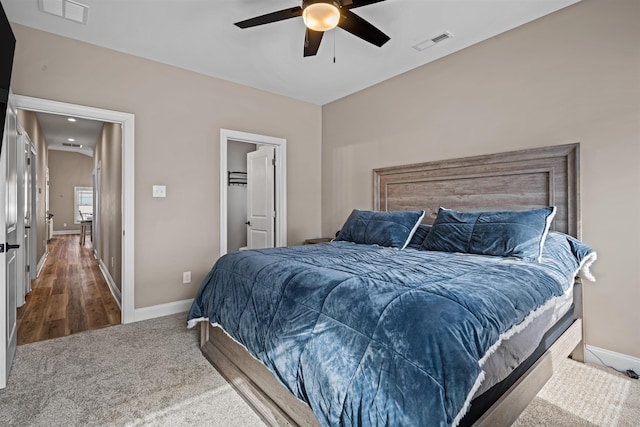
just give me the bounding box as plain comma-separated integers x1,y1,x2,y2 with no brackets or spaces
245,221,251,226
0,243,20,253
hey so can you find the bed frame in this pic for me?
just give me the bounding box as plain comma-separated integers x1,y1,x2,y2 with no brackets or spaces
200,143,583,426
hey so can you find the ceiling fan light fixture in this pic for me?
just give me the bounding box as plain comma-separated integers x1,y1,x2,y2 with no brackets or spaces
303,1,340,32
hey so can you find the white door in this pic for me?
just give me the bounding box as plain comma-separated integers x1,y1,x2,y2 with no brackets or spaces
1,94,18,389
246,147,275,249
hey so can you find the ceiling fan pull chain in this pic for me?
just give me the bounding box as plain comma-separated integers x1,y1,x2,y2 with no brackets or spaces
333,29,336,63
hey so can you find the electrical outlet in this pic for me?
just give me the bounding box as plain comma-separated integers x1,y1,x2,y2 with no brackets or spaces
63,223,67,227
183,271,191,284
111,257,114,268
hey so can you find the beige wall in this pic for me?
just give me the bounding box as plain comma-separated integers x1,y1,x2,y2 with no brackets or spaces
48,150,93,232
322,0,640,358
11,25,322,308
94,123,122,291
17,110,48,264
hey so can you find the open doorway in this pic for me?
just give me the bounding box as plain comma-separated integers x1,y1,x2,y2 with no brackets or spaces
219,129,287,256
226,140,256,252
13,95,136,326
16,109,124,344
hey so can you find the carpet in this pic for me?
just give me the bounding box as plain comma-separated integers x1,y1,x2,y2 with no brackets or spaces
0,313,264,426
0,312,637,426
514,357,640,427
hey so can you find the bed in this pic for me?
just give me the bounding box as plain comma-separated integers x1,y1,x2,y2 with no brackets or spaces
188,143,595,426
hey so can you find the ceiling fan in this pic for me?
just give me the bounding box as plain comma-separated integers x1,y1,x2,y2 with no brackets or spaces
234,0,390,57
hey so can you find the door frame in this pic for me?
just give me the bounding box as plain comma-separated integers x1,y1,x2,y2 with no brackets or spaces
16,123,37,306
93,161,101,261
14,120,25,308
13,95,136,324
26,142,37,288
219,129,286,256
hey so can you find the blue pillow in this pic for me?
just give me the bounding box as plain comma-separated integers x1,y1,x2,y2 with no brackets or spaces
406,224,432,250
421,207,556,262
335,209,425,249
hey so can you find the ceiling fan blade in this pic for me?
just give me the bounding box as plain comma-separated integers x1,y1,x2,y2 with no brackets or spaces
343,0,386,10
234,7,302,29
304,28,324,57
337,9,390,47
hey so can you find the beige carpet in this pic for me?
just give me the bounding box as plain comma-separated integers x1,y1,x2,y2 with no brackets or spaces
0,313,264,426
515,357,640,427
0,312,637,426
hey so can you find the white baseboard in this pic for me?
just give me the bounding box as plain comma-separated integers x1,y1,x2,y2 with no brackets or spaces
53,230,80,235
585,345,640,375
133,299,194,323
36,251,48,277
98,259,122,310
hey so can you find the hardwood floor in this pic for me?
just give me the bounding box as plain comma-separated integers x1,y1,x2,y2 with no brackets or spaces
16,235,121,345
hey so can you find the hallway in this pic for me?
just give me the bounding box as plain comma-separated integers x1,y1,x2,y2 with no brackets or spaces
16,235,121,345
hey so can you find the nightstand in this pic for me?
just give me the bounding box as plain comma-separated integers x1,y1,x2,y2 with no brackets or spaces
303,237,333,245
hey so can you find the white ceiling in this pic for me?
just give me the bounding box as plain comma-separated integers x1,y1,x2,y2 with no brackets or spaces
35,111,103,157
3,0,581,106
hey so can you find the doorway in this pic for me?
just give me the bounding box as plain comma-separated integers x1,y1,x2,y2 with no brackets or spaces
219,129,287,256
13,96,135,324
226,140,255,252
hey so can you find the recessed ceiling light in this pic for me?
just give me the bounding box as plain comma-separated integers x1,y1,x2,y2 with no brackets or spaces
68,138,75,142
67,117,77,122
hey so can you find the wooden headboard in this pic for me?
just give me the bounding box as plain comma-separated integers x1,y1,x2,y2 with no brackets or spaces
374,143,580,238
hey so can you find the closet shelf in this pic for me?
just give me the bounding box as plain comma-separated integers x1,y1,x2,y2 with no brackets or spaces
228,171,247,186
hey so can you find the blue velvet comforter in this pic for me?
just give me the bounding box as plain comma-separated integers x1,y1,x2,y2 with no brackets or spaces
188,233,593,426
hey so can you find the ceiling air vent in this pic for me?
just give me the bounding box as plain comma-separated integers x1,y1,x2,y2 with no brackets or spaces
412,32,453,52
38,0,89,25
62,142,82,148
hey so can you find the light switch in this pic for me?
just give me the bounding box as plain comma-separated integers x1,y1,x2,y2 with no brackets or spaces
152,185,166,198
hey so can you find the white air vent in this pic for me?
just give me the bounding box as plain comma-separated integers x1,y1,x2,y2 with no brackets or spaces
38,0,89,25
412,32,453,52
62,142,82,148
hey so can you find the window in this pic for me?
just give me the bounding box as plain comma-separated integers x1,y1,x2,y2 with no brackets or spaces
74,186,93,224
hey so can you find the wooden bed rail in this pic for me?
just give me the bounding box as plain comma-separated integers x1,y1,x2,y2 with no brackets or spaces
474,319,582,426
